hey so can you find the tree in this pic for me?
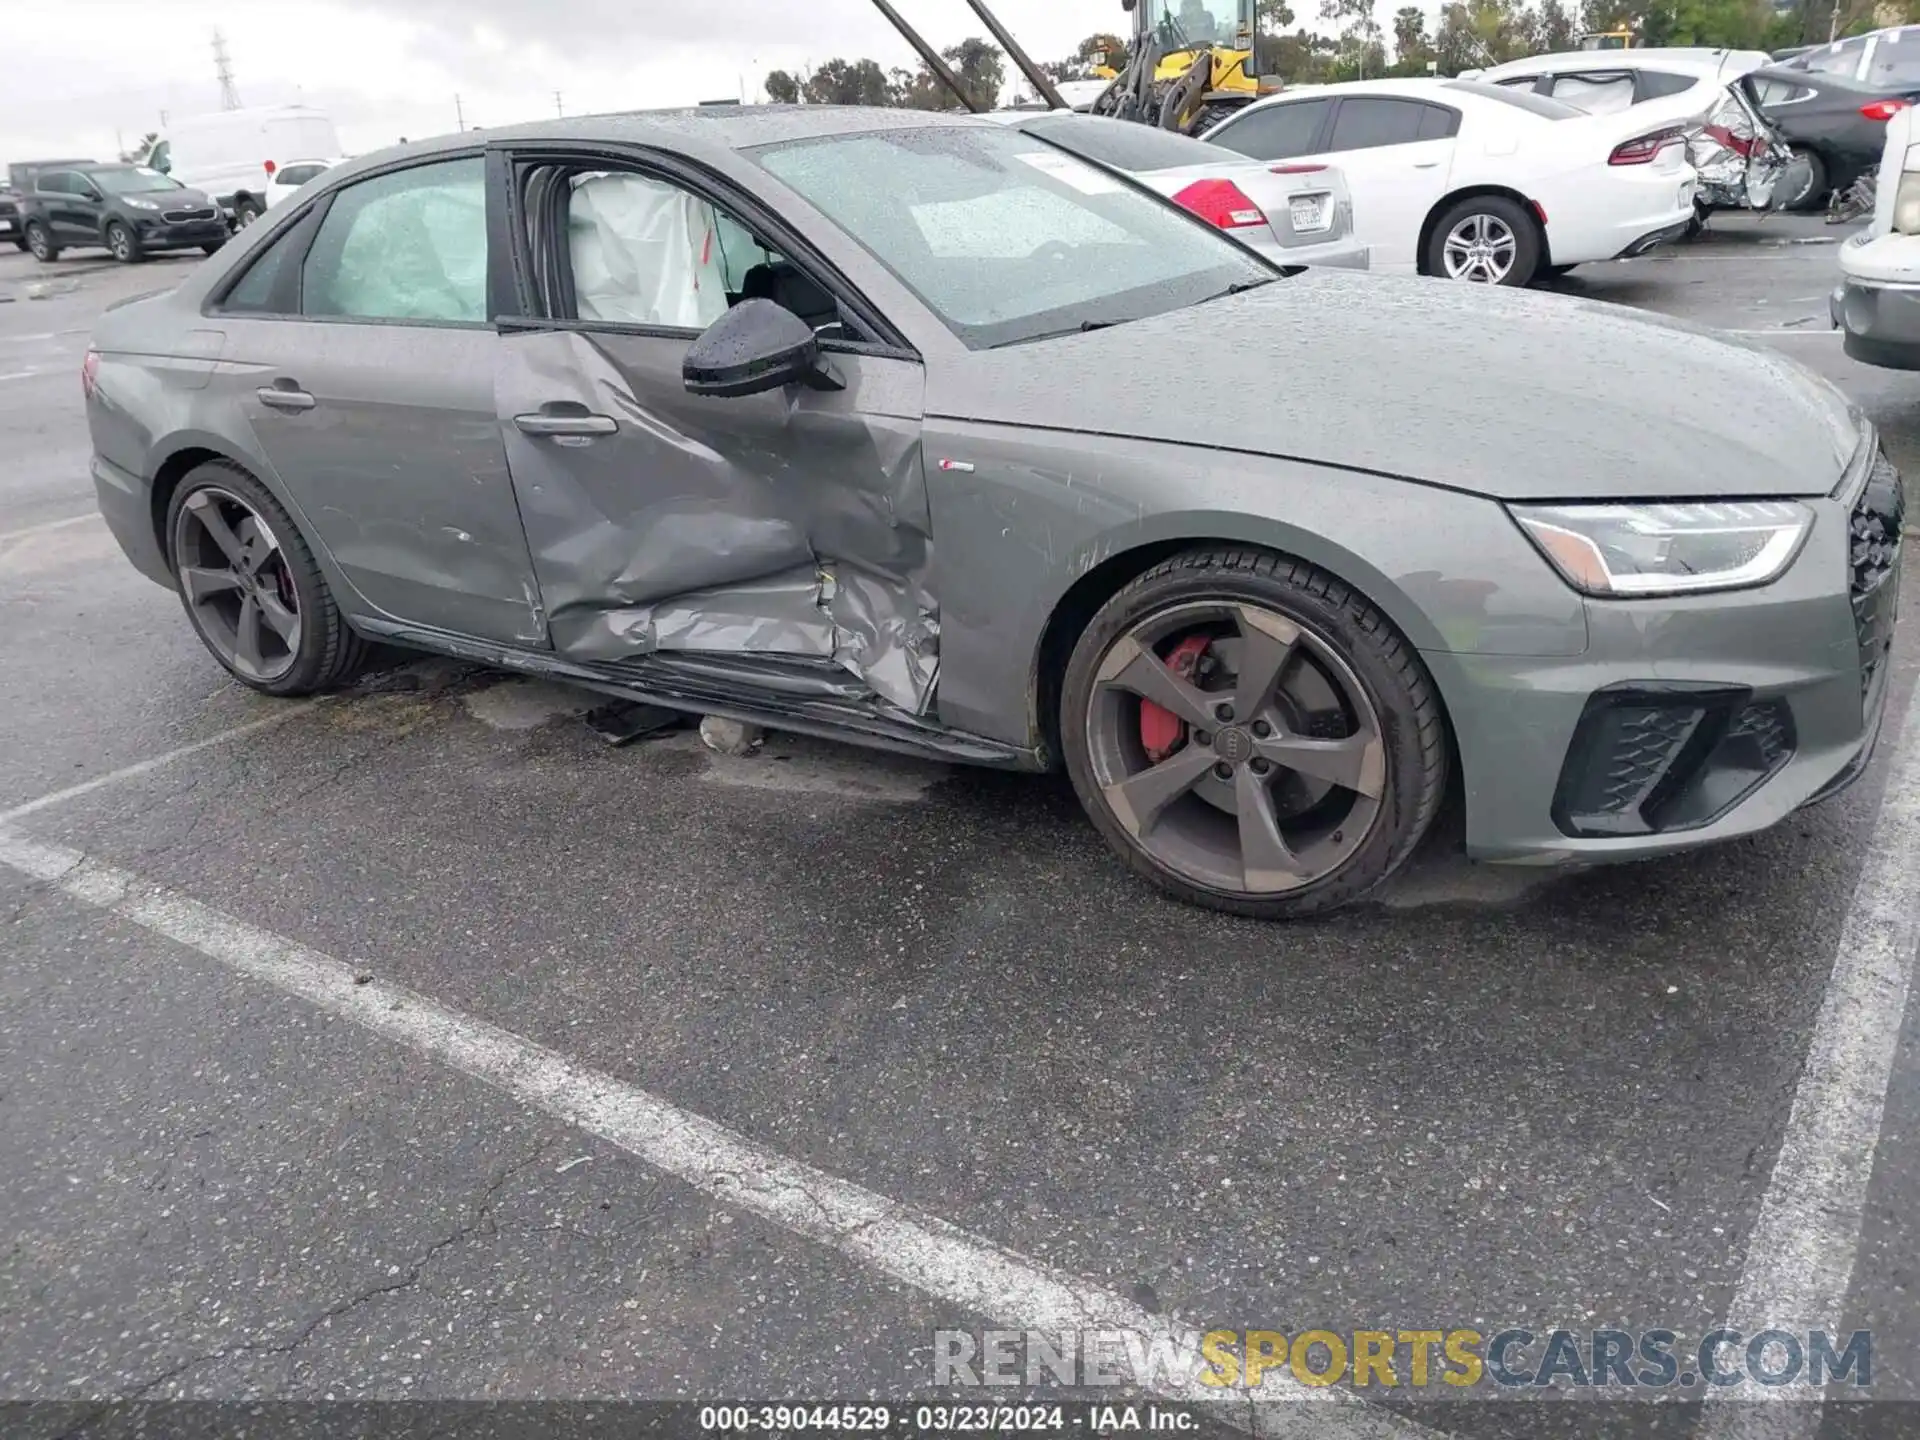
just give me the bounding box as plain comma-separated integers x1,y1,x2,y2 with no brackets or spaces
1322,0,1383,77
765,69,801,104
1390,5,1433,71
890,65,953,110
803,57,893,106
944,37,1006,111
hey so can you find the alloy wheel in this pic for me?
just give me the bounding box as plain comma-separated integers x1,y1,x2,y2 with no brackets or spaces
109,225,131,261
1441,213,1517,284
26,225,48,260
1083,601,1386,897
172,486,303,683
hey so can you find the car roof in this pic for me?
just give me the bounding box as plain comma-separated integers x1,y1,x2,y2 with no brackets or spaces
352,104,981,171
1479,48,1768,79
1229,76,1557,119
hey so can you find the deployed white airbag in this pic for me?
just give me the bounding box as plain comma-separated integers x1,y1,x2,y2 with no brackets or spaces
569,173,728,329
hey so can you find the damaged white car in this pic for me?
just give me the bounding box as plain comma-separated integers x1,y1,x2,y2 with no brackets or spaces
1470,49,1799,217
1833,101,1920,368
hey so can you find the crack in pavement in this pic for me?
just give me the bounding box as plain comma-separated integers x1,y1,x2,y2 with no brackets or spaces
48,1142,555,1435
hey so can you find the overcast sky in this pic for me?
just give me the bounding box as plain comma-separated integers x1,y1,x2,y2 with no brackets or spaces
3,0,1158,164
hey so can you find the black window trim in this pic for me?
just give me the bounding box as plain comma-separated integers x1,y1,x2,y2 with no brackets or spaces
204,148,495,331
491,140,918,361
1324,96,1458,152
1208,95,1335,160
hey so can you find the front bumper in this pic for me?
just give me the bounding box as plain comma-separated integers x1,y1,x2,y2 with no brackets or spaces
1428,444,1902,865
1832,276,1920,371
132,217,229,250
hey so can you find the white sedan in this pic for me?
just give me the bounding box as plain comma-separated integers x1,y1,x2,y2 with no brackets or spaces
264,157,345,209
1202,78,1699,286
985,110,1368,270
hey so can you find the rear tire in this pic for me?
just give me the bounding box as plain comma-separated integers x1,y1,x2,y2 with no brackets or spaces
231,195,262,229
1059,547,1448,919
1425,194,1540,287
24,220,57,262
165,461,371,697
1784,146,1830,213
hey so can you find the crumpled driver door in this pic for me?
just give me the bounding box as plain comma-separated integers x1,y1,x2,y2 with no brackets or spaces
497,326,937,715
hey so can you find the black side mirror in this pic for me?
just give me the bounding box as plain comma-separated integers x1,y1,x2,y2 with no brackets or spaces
683,298,842,399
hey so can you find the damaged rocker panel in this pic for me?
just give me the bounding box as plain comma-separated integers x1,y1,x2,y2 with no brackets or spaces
354,617,1032,769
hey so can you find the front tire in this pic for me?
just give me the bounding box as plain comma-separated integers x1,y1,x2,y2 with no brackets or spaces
106,220,142,264
24,220,57,262
1426,194,1540,286
1059,547,1448,919
165,462,370,697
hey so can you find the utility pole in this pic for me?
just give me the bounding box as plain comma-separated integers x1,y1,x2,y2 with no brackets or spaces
554,90,564,117
455,93,466,131
212,29,242,110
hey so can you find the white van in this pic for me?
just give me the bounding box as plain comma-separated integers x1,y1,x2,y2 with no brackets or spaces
152,105,343,228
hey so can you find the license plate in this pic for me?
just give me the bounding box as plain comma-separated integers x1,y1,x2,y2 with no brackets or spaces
1289,193,1332,234
0,219,12,233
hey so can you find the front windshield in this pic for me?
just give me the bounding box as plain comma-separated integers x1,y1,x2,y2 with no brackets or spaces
1146,0,1242,49
752,124,1273,350
91,167,183,195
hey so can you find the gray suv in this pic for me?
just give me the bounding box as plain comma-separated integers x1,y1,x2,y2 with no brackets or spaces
81,107,1902,917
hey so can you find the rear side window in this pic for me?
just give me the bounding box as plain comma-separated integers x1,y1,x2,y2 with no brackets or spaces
1207,98,1330,160
301,157,486,323
221,230,298,314
1639,70,1699,100
1019,114,1226,173
1548,72,1638,114
277,163,328,187
1327,98,1431,150
36,173,72,195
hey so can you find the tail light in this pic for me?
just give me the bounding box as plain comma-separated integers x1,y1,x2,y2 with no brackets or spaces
263,159,277,175
1861,99,1910,121
81,349,99,400
1172,178,1268,230
1269,163,1327,174
1610,125,1687,165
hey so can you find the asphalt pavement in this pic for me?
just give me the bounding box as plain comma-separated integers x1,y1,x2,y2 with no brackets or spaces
4,216,1920,1439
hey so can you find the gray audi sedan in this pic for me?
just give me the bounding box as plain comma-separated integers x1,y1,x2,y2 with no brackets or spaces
84,106,1902,918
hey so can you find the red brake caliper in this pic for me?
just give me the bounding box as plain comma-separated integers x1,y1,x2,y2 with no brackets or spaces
1140,635,1212,763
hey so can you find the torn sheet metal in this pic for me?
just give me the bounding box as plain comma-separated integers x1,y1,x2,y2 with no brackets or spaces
498,327,937,714
1690,86,1790,211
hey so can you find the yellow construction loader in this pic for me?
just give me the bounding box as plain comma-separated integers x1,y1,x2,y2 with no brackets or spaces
867,0,1266,137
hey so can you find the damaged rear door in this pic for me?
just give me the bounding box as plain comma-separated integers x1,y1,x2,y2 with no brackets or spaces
493,144,939,717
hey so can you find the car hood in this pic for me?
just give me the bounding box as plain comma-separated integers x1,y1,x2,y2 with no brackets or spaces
931,271,1862,501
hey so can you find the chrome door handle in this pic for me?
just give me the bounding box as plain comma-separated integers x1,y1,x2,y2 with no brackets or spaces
1413,161,1439,169
256,386,316,411
515,413,618,436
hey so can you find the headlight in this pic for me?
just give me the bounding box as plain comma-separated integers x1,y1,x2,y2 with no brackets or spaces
1896,172,1920,235
124,197,159,210
1509,500,1813,596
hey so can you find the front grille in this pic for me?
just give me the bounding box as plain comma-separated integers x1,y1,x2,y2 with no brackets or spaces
1850,451,1904,706
162,206,217,223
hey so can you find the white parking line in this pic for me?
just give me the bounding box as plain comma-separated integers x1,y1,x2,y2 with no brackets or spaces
1699,673,1920,1439
1723,328,1840,338
0,708,312,824
0,822,1427,1438
0,370,39,383
0,511,101,543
